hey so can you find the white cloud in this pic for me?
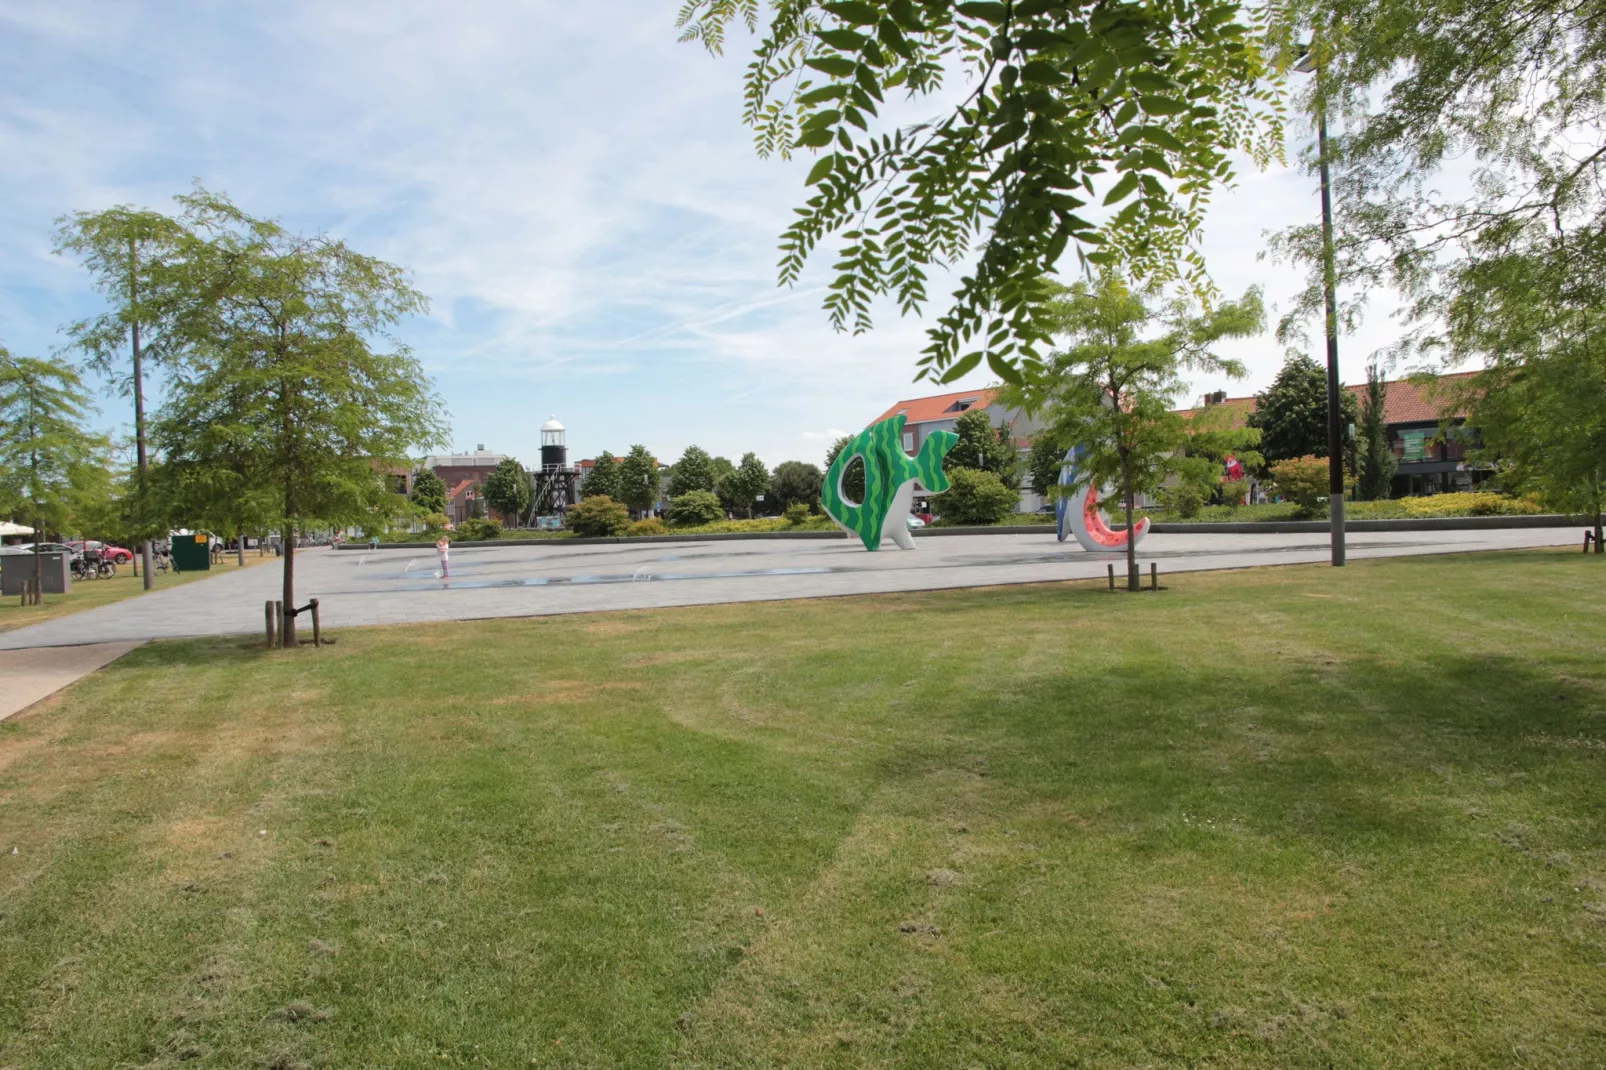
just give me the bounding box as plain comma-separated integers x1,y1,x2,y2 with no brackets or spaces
0,0,1423,469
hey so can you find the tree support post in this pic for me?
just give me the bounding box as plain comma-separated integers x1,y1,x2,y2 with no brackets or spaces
275,601,285,648
1107,564,1115,591
1150,562,1158,590
310,598,321,647
265,601,276,649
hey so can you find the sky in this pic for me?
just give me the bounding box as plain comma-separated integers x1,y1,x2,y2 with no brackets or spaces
0,1,1409,469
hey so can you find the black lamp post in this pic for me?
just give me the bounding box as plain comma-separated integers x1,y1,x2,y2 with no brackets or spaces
1294,43,1346,567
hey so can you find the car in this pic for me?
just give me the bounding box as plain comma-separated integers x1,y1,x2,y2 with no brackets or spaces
905,515,926,530
66,540,135,564
0,541,80,558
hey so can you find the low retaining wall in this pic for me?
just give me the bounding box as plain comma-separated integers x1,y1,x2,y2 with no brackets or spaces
335,513,1587,551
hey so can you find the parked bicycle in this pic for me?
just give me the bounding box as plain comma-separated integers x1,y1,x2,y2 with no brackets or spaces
71,549,116,580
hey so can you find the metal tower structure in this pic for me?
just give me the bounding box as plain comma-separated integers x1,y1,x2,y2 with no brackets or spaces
523,415,580,527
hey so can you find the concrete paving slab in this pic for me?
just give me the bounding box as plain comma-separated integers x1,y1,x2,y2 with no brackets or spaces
0,640,145,720
0,529,1583,651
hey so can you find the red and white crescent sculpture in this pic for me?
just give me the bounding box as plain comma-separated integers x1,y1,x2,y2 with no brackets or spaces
1055,448,1151,552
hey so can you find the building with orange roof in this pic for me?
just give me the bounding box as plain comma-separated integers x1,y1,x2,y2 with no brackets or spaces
873,370,1488,507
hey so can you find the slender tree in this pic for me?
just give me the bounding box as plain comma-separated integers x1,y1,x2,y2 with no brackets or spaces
410,468,448,514
155,189,446,646
1355,363,1397,500
580,452,623,501
769,460,823,512
945,408,1020,488
617,446,660,518
482,457,532,523
0,352,107,603
55,206,193,587
668,445,717,496
1247,353,1358,466
1006,276,1264,589
723,452,772,518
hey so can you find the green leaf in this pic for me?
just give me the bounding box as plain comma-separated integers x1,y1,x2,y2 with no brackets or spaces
816,29,868,50
887,0,923,31
1129,71,1176,92
1138,95,1187,116
1020,61,1066,86
798,85,847,105
804,56,858,78
940,351,985,383
987,350,1024,385
1103,171,1140,205
1137,125,1187,151
956,2,1009,25
805,154,839,186
796,127,836,149
822,1,879,26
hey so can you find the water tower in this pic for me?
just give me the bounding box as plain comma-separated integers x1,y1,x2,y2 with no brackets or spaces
540,415,567,472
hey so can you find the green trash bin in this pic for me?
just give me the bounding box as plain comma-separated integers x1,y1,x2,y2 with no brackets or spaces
171,533,211,572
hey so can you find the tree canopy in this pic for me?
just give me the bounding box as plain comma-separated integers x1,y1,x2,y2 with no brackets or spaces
617,446,660,516
410,468,448,514
769,460,824,511
1004,274,1262,587
722,452,772,517
482,457,532,522
668,445,718,496
580,452,623,501
1246,353,1357,467
680,0,1284,384
945,407,1019,488
153,189,445,643
0,351,107,599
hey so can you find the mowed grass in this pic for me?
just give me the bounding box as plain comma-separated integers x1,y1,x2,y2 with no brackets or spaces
1,552,1604,1068
0,552,274,634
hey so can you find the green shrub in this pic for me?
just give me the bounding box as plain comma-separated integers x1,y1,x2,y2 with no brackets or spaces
628,518,669,536
931,468,1020,526
1220,480,1248,511
420,512,450,535
457,518,502,541
666,490,725,528
1269,456,1329,519
566,496,630,537
782,502,813,526
1158,483,1206,519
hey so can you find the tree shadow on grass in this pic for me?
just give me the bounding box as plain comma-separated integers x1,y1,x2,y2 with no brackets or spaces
929,650,1606,853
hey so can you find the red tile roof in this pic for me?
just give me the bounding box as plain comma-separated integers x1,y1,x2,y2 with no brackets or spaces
1176,371,1480,426
446,479,475,501
872,388,1000,426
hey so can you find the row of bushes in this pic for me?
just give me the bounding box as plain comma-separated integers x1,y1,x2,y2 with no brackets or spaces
564,495,839,538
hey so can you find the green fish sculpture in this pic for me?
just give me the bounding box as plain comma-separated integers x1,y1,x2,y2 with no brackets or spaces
821,415,957,551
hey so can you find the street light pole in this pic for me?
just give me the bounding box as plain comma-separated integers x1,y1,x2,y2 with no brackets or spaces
1295,45,1346,566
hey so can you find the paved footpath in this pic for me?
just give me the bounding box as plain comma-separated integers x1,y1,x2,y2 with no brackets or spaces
0,528,1580,652
0,641,145,721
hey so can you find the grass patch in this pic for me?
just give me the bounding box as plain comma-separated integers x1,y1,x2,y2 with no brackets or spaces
1,552,1604,1066
0,552,274,634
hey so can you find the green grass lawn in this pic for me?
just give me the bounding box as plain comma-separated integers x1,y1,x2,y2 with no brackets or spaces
2,552,1604,1067
0,552,274,634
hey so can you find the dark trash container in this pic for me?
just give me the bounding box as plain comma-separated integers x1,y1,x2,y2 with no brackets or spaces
170,533,212,572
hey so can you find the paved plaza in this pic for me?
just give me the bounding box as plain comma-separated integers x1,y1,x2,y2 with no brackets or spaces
0,527,1579,651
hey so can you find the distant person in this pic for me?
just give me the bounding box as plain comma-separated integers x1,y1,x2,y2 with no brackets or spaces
369,532,379,550
436,533,451,578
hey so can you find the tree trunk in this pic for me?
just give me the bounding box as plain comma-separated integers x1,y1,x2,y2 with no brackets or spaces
31,525,41,607
282,524,296,647
1119,449,1139,591
1595,508,1603,554
237,538,245,567
130,237,155,591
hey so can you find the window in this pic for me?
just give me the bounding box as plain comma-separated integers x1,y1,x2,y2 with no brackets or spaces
902,432,914,452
